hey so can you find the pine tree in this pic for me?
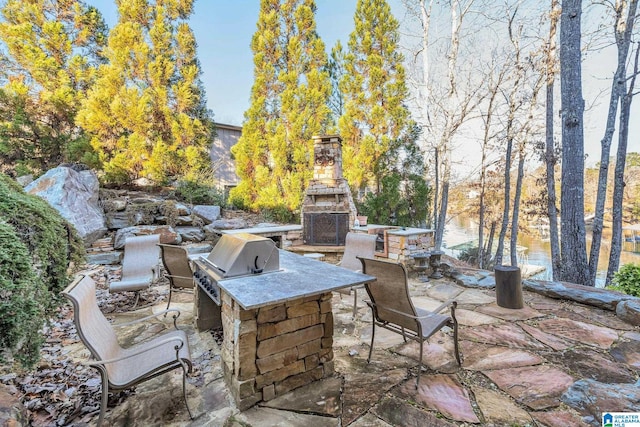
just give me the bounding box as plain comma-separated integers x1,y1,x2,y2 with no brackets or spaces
327,40,346,127
0,0,107,176
338,0,413,193
229,0,331,217
77,0,212,185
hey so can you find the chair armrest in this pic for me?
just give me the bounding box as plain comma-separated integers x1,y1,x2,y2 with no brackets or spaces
113,309,182,329
84,335,187,367
431,299,457,315
365,300,456,320
365,301,418,319
164,273,194,281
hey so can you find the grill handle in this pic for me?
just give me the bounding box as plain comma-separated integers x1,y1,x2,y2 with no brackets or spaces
251,255,263,274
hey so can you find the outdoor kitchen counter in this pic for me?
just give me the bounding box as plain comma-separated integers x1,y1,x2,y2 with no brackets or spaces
352,223,435,235
215,249,375,310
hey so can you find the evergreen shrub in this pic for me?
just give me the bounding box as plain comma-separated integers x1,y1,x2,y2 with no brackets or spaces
610,263,640,297
175,176,224,206
359,173,430,228
0,173,84,368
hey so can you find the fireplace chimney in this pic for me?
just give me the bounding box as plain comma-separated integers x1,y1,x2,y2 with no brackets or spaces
301,135,357,245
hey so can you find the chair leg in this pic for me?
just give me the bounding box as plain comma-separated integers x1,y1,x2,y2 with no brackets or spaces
417,336,424,389
98,370,109,426
132,291,140,308
179,358,194,420
367,321,376,363
352,289,357,319
164,287,173,316
450,303,461,365
453,319,461,365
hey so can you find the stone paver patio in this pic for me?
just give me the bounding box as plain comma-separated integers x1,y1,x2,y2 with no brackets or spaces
57,267,640,426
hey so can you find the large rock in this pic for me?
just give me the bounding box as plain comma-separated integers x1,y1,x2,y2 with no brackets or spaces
85,251,122,265
25,167,107,245
174,202,191,216
204,217,247,231
616,299,640,326
113,225,181,249
193,205,221,224
105,211,133,230
523,279,634,311
175,226,206,242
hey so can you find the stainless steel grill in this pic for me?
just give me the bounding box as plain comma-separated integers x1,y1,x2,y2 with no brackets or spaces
204,233,279,277
192,233,280,329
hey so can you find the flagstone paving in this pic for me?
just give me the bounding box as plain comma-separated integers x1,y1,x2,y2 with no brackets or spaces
395,374,480,423
482,364,576,410
17,266,639,426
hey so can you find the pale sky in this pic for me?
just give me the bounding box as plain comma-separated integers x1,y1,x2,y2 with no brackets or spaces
85,0,639,175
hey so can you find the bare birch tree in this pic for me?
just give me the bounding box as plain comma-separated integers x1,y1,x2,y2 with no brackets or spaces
477,56,507,269
494,6,526,267
588,0,638,286
545,0,561,281
401,0,481,250
608,39,640,283
491,2,546,268
510,71,545,267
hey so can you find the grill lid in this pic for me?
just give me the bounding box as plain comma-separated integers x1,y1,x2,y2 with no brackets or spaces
206,233,279,277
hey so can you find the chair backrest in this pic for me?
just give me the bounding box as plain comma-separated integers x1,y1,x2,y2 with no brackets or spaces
159,244,194,289
62,275,121,374
121,234,160,280
359,257,419,333
339,232,377,272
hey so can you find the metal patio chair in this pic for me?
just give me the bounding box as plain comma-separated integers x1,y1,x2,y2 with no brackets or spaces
109,234,161,307
63,274,193,426
158,243,195,311
358,256,461,387
336,232,378,317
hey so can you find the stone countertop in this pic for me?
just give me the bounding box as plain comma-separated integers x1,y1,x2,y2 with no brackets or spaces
386,227,435,236
216,249,375,310
221,224,302,235
352,224,434,236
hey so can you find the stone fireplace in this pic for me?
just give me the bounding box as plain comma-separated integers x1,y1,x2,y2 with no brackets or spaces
302,135,357,245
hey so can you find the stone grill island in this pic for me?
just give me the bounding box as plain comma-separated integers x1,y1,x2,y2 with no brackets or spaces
191,234,374,409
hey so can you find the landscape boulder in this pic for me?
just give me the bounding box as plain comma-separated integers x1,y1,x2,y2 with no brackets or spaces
175,226,206,242
175,202,191,216
204,217,247,231
192,205,221,224
25,167,107,245
523,279,634,311
615,299,640,326
105,211,132,230
113,225,181,249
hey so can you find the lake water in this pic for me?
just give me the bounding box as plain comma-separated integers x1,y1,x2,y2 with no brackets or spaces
442,215,640,287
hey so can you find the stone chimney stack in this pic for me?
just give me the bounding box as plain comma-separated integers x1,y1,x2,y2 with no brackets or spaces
301,135,357,246
313,135,343,181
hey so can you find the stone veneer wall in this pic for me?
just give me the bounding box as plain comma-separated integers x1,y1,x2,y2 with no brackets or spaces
220,290,335,410
382,231,434,263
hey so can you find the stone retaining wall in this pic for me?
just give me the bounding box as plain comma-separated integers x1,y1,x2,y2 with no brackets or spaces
220,291,335,410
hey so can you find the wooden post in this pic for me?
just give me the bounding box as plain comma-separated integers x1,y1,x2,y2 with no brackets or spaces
494,265,523,309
